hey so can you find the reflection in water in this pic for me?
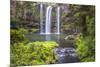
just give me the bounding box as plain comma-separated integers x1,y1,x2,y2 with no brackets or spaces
26,33,66,41
45,34,60,41
57,34,60,41
45,35,51,41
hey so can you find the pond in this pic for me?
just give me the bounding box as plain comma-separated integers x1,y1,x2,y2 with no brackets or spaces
25,33,66,41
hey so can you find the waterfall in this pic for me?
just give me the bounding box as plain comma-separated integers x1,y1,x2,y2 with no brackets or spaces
40,5,60,35
45,6,52,34
40,4,44,34
56,7,60,34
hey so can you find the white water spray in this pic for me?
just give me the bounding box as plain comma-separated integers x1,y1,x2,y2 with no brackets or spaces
45,6,52,34
56,7,60,34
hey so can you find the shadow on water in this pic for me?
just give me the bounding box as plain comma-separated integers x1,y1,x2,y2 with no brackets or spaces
25,33,79,63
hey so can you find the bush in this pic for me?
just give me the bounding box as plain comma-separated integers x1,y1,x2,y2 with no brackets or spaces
10,41,58,66
75,33,95,62
10,29,28,44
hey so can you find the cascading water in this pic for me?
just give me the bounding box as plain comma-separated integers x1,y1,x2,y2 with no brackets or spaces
40,4,44,34
45,6,52,34
56,7,60,34
40,5,60,35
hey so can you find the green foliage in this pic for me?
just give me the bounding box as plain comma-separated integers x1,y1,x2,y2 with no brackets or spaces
86,16,95,37
11,41,58,66
74,5,95,62
11,29,28,44
75,33,95,62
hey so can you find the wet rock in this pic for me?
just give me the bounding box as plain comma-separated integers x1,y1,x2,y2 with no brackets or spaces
54,47,78,63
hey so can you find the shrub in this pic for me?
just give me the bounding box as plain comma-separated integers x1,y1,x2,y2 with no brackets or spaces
10,41,58,66
75,33,95,62
10,29,28,44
